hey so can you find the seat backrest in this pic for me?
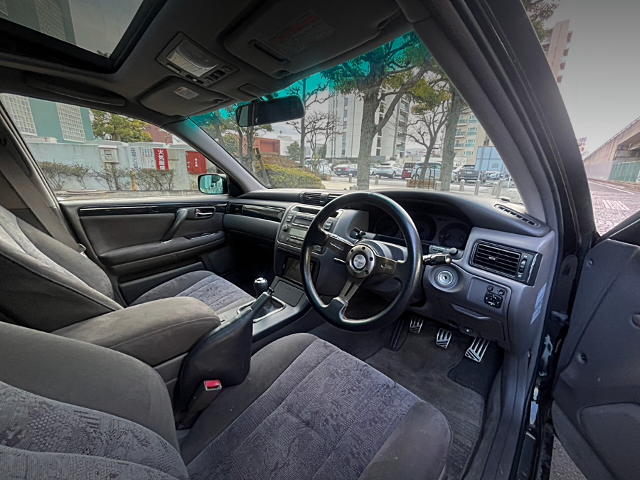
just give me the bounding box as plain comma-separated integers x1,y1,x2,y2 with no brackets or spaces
0,205,122,331
0,321,187,479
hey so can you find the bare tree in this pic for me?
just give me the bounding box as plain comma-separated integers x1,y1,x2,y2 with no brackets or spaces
90,165,131,191
38,161,71,191
286,78,330,164
67,163,92,189
288,111,340,172
405,80,451,182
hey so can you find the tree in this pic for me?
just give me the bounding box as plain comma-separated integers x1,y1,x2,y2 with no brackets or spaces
135,169,175,191
439,88,464,191
286,141,301,161
406,80,451,182
67,163,92,189
39,161,72,191
91,110,153,143
90,164,131,190
322,33,433,189
522,0,561,41
286,78,329,164
288,111,339,171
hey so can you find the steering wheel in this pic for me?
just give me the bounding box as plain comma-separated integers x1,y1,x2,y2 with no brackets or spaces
301,192,423,331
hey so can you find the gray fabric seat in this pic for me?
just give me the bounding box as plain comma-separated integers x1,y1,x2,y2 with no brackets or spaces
0,324,452,480
0,204,253,332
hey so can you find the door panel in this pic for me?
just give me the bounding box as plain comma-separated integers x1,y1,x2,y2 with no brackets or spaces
553,214,640,480
61,197,232,303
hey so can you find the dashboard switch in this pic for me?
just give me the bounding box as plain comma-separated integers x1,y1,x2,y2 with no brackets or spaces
484,292,503,308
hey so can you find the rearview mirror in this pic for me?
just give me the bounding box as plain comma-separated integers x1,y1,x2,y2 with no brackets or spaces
236,96,305,127
198,174,227,195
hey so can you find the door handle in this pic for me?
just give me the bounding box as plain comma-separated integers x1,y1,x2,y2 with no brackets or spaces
161,208,189,242
194,207,215,218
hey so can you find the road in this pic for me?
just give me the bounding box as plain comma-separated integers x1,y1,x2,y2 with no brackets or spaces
588,180,639,233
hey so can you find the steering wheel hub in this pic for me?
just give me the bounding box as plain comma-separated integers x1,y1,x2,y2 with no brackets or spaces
347,245,376,278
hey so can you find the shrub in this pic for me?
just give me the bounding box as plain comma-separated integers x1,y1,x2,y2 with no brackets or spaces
260,164,325,189
135,168,176,190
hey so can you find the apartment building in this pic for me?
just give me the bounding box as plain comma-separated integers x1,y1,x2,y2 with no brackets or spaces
327,93,410,162
541,20,572,85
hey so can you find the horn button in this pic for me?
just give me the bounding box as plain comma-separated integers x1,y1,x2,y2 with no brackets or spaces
346,245,376,278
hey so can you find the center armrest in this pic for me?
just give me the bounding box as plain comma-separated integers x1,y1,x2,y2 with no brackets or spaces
54,297,220,366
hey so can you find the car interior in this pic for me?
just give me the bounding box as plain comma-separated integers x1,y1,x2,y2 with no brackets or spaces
1,0,639,479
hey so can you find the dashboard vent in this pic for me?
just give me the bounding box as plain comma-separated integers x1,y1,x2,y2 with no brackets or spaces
327,193,341,202
300,192,323,205
472,242,521,278
494,204,538,227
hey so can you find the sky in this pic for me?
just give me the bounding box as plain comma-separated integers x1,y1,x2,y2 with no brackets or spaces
547,0,640,153
69,0,143,56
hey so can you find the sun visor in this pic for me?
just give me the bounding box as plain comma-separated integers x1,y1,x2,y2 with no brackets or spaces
224,0,400,78
140,78,230,117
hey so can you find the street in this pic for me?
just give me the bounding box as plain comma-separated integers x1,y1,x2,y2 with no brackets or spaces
587,180,639,233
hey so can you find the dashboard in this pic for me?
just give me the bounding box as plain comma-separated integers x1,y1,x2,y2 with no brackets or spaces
226,189,555,354
373,212,471,249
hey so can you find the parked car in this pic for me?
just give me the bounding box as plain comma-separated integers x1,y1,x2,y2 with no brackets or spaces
401,162,418,179
456,165,484,183
373,162,402,178
333,164,357,176
411,162,442,180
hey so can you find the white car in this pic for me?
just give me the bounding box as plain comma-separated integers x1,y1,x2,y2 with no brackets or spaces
372,162,402,178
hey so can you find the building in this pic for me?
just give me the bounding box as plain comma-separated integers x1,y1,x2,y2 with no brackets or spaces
0,94,94,143
541,20,572,85
583,117,640,183
0,0,93,143
145,124,174,144
326,92,410,163
453,108,490,166
476,146,507,173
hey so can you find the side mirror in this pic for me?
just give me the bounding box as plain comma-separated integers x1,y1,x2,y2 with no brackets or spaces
198,174,227,195
236,96,305,127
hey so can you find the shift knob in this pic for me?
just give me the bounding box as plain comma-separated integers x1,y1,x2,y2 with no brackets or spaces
253,277,269,297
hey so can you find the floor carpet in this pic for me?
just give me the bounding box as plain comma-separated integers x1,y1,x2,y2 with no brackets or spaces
365,323,487,480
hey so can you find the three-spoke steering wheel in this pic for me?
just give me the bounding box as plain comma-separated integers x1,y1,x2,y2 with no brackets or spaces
301,192,423,331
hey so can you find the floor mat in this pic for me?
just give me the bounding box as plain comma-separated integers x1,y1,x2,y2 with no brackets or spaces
365,323,488,480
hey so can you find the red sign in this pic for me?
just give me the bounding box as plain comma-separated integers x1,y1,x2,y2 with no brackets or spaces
186,151,207,174
154,148,169,170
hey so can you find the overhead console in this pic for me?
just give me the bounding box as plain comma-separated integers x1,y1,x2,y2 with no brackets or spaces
223,0,402,78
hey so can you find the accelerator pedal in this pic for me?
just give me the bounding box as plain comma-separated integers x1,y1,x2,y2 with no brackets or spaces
436,328,452,349
465,337,490,363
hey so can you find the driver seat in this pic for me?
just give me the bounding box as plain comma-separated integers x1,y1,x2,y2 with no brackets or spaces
0,323,452,480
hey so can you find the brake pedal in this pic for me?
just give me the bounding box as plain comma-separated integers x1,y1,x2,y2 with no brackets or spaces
436,328,452,348
409,316,424,334
465,337,490,362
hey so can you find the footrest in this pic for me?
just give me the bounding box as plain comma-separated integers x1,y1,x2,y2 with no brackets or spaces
436,328,452,349
465,337,490,362
409,316,424,334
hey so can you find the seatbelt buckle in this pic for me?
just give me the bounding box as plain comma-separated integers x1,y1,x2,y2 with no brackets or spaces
187,379,222,414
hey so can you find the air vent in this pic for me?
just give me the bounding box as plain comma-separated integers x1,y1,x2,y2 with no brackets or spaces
494,204,538,227
300,192,324,205
327,193,341,202
472,242,521,277
471,241,540,284
228,204,243,215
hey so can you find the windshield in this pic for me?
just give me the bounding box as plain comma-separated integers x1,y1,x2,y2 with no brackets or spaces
192,33,522,205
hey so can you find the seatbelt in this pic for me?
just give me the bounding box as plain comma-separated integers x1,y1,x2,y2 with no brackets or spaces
0,154,85,253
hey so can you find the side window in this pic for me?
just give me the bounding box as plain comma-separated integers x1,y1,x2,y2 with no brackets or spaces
0,94,221,199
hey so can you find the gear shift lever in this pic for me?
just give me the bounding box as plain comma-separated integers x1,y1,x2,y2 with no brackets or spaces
253,277,269,297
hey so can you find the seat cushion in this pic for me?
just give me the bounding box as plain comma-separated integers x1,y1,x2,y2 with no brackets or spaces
132,271,254,315
184,334,451,480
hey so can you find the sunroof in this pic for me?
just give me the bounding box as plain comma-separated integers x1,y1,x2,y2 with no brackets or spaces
0,0,145,58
